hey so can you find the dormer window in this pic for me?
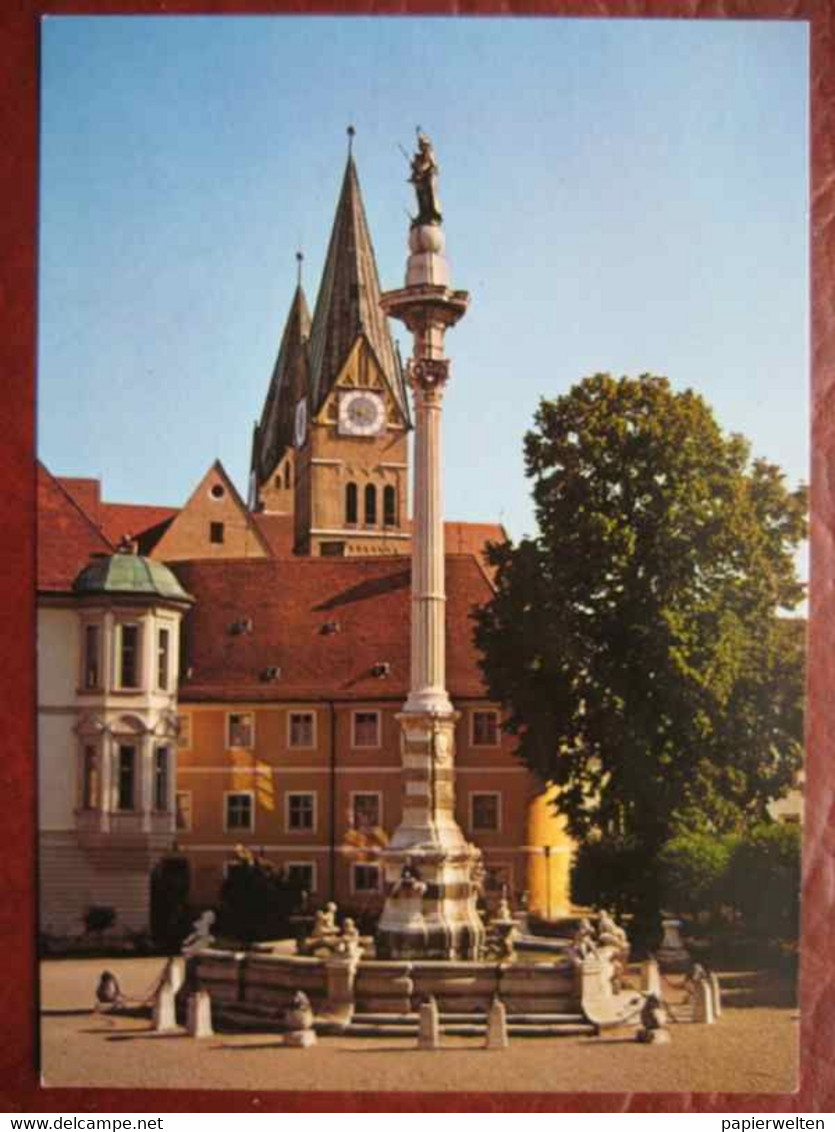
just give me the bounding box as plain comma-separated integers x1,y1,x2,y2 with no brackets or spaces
116,624,141,690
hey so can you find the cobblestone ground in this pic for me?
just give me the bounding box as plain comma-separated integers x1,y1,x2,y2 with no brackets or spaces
40,958,798,1095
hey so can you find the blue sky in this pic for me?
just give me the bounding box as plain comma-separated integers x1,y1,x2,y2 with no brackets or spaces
39,16,809,560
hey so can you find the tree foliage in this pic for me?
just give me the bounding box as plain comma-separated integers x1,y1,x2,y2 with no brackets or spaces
474,375,806,902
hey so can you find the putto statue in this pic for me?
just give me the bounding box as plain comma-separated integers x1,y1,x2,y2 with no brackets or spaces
409,130,442,228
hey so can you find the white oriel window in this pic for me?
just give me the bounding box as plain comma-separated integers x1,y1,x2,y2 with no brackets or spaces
176,791,192,831
352,792,381,831
471,792,501,832
117,745,136,811
352,711,380,748
154,746,170,811
289,712,315,749
81,745,98,809
157,627,171,691
228,712,254,749
353,863,381,893
287,793,315,832
472,709,500,747
117,623,141,689
225,792,254,831
83,624,101,690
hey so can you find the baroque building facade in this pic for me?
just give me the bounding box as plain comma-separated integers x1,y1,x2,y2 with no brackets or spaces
36,147,573,940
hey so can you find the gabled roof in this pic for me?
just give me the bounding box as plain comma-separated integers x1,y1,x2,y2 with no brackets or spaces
252,284,311,485
151,460,272,562
58,475,177,553
251,512,296,557
37,462,115,592
173,555,492,703
307,156,408,421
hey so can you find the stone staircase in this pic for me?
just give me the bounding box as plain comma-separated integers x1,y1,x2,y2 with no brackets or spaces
345,1010,596,1038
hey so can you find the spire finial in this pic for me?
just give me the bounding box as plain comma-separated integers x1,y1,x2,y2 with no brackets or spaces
296,250,303,287
347,124,356,155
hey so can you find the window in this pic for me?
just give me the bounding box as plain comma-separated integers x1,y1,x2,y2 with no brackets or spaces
228,712,254,749
176,791,192,831
471,792,501,833
83,624,101,690
345,482,358,525
353,863,381,893
364,484,377,525
117,623,140,689
117,745,136,811
177,713,191,749
154,747,170,811
225,792,254,831
210,483,225,500
383,485,397,527
353,711,380,748
157,626,170,691
81,745,98,809
472,709,500,747
286,862,316,893
352,792,381,831
285,464,292,490
289,712,315,749
210,521,225,544
287,792,315,832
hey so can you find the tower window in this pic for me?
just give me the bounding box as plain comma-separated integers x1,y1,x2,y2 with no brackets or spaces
210,522,225,544
383,485,397,527
117,624,140,689
346,482,358,525
364,484,377,526
83,623,101,690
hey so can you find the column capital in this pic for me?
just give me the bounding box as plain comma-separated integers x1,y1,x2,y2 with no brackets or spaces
407,357,450,399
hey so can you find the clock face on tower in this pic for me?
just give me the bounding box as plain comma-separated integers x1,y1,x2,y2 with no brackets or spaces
338,390,386,437
294,398,308,447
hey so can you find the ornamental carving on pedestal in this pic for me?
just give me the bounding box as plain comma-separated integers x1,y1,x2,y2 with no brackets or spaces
407,357,450,400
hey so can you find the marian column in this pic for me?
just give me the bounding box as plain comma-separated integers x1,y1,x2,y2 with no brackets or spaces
376,133,485,960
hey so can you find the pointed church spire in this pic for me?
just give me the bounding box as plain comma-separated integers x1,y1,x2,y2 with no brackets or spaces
306,146,407,420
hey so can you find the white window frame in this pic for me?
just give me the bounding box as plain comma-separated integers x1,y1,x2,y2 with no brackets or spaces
286,860,317,895
470,708,501,749
116,743,137,812
469,790,502,834
287,710,316,750
175,790,193,832
285,791,317,834
177,712,192,750
81,620,103,691
153,745,171,812
351,709,381,749
227,711,255,750
115,621,142,691
351,862,382,894
224,789,255,833
350,790,383,831
156,625,171,692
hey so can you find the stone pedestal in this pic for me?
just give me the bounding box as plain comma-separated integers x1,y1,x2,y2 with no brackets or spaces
186,990,213,1038
641,958,662,998
486,997,509,1049
692,979,715,1025
710,972,722,1019
418,997,441,1050
657,917,690,972
153,981,177,1033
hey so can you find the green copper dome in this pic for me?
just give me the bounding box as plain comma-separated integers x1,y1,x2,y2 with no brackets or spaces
73,554,193,603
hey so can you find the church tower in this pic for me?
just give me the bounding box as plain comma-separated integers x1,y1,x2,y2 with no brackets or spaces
296,141,411,557
251,136,411,557
249,261,311,516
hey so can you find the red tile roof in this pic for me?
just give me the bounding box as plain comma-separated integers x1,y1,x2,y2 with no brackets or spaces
37,463,114,592
97,503,178,548
173,555,492,703
252,512,296,557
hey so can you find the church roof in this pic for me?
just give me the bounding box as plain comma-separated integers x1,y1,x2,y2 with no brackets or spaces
252,283,311,484
173,555,492,703
307,156,408,420
37,462,115,592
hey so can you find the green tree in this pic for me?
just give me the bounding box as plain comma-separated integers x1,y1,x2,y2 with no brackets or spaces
474,375,806,916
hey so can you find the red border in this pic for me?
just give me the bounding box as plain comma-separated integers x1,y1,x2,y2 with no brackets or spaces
2,0,832,1113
